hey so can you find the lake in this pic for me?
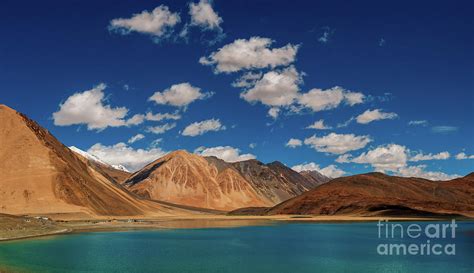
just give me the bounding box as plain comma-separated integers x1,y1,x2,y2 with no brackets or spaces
0,221,473,273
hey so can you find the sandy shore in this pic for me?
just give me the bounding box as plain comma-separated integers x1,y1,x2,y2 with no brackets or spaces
2,214,469,242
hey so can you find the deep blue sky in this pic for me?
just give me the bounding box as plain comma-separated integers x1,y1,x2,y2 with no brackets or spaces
1,0,472,177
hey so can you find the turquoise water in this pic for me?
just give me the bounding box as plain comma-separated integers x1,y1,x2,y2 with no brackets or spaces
0,221,473,273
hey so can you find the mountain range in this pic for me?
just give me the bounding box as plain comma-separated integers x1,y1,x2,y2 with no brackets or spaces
1,104,472,219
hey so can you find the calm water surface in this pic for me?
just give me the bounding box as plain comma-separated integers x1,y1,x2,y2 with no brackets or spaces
0,221,473,273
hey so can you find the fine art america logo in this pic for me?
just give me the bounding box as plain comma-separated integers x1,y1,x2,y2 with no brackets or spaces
376,220,457,256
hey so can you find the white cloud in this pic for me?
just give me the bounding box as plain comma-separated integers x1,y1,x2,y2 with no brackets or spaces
145,111,181,121
306,119,332,130
408,120,427,126
249,143,257,149
409,151,450,162
53,83,142,130
304,133,372,154
199,37,299,73
240,66,302,107
231,72,262,88
149,82,213,107
87,142,167,172
431,126,458,133
268,107,281,119
335,154,352,163
349,144,408,172
182,118,225,136
397,165,460,181
291,162,346,178
297,86,365,112
286,138,303,148
356,109,398,124
109,5,180,39
194,146,255,162
318,27,335,44
455,152,474,160
339,144,460,180
128,134,145,144
146,123,176,134
189,0,223,30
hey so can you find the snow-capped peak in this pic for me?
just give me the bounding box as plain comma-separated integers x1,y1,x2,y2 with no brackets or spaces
69,146,129,172
112,164,130,172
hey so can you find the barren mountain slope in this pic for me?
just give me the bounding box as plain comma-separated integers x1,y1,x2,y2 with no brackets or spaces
265,172,474,217
232,160,322,204
0,104,192,218
124,151,273,211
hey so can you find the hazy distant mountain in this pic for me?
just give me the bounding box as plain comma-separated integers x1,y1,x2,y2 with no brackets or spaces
0,104,192,217
233,172,474,217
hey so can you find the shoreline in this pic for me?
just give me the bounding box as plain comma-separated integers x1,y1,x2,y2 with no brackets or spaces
1,215,472,243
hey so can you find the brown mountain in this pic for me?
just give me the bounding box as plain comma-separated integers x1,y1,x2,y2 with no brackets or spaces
0,104,191,218
231,160,323,204
258,172,474,217
124,151,273,211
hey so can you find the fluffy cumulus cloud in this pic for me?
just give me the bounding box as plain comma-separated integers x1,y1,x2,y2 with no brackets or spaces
149,83,213,107
338,144,459,180
409,151,450,162
356,109,398,124
306,119,332,130
397,165,460,181
286,138,303,148
455,152,474,160
87,142,167,171
199,37,299,73
146,123,176,134
189,0,223,30
291,162,346,178
240,66,302,107
304,133,372,154
109,5,180,40
53,83,143,130
194,146,255,162
349,144,408,172
297,86,365,112
182,118,225,136
128,133,145,144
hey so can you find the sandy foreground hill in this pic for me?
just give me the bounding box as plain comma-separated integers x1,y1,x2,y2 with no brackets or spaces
0,104,196,219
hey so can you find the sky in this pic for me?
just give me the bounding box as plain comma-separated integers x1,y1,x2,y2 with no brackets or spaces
0,0,473,179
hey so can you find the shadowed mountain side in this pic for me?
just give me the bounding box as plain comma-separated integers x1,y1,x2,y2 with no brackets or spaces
231,160,324,204
229,173,474,217
0,105,198,218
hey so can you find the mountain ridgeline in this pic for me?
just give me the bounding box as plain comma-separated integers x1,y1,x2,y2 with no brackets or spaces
1,104,472,219
122,152,328,210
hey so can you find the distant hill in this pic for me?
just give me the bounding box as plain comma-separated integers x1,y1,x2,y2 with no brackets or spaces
231,172,474,217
